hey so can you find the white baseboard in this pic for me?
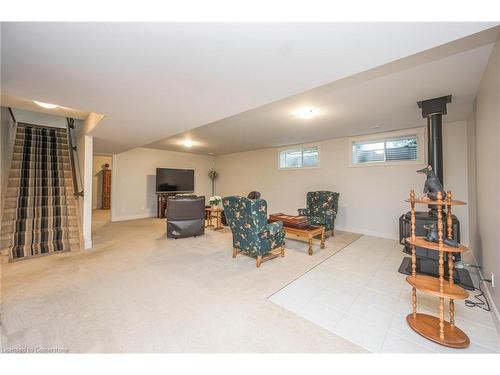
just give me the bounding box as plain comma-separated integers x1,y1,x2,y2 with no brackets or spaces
335,225,398,240
469,251,500,336
483,280,500,336
111,213,156,222
84,239,92,250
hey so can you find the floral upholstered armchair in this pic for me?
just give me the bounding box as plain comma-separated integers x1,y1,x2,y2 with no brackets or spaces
223,196,285,267
298,191,340,236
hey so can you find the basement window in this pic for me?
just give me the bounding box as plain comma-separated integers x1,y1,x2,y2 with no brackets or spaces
350,129,423,166
279,144,320,169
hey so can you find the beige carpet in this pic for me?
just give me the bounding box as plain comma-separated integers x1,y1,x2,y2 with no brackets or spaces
0,210,365,353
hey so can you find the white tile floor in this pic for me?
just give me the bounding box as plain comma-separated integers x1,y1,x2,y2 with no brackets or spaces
269,235,500,353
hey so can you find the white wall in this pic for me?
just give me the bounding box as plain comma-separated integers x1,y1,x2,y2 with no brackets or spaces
0,107,16,207
216,122,469,242
11,108,67,128
92,155,113,209
112,147,214,221
467,35,500,327
442,120,469,244
467,112,478,258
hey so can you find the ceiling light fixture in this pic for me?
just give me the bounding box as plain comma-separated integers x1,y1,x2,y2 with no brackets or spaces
370,125,381,129
33,100,60,109
294,107,316,119
183,140,193,148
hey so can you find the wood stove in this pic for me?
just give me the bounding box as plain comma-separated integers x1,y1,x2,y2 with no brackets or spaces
397,95,473,290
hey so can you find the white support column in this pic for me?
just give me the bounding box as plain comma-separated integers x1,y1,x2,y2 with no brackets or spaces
83,135,93,249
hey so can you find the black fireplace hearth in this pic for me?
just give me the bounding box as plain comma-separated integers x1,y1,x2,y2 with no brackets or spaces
398,211,474,290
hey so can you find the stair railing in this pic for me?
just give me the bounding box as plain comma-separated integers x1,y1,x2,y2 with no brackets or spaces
1,107,19,214
66,118,84,198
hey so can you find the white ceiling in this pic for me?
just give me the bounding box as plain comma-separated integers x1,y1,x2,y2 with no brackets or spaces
1,94,89,120
148,28,499,155
1,22,498,154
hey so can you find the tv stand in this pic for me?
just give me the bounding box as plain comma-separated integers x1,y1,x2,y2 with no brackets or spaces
157,192,178,218
156,192,197,218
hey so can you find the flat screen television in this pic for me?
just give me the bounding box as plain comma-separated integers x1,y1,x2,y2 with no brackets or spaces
156,168,194,193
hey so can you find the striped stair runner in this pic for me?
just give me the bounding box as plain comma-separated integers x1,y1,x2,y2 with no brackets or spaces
1,124,81,260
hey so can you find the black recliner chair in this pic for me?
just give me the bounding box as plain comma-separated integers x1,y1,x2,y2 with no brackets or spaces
247,191,261,200
166,196,205,238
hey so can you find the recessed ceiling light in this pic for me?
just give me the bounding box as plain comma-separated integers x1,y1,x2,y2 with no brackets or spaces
33,100,60,109
294,107,317,119
183,140,193,148
370,125,381,129
208,152,214,155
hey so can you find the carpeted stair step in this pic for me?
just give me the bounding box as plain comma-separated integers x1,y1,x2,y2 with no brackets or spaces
16,131,67,142
10,168,72,178
13,140,68,148
2,205,78,221
15,132,68,143
0,216,79,242
2,222,79,241
11,153,70,163
10,160,71,171
1,227,80,249
16,133,67,141
16,127,66,136
17,125,67,134
3,195,76,209
7,238,80,260
14,130,67,139
15,137,68,147
6,185,74,198
8,177,72,188
13,145,69,156
12,152,69,163
14,141,69,151
1,216,78,234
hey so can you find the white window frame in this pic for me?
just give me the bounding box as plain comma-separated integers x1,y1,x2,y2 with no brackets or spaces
278,143,321,170
349,128,425,167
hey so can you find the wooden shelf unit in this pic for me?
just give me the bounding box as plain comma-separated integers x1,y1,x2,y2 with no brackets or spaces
405,197,466,206
407,313,470,348
405,237,469,253
405,190,470,349
406,275,469,300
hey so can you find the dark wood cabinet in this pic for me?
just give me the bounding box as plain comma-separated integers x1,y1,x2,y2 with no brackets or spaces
157,193,178,218
102,169,111,210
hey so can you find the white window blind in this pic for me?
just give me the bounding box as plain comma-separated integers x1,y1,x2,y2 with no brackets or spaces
279,145,319,169
352,135,418,164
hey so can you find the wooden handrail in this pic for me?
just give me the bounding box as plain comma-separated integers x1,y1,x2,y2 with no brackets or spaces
66,118,83,198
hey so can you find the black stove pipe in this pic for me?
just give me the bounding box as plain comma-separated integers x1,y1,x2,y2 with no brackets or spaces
417,95,452,186
427,113,444,185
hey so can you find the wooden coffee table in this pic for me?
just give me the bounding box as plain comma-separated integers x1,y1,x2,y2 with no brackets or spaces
268,213,326,255
283,225,325,255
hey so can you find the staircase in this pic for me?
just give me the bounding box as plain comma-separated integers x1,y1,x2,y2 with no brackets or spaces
1,124,81,260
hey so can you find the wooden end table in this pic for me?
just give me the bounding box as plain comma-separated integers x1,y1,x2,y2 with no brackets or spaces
205,206,223,230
